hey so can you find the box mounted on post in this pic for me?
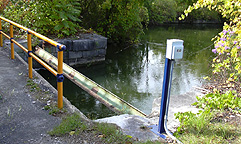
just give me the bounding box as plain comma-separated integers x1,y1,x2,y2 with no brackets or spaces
166,39,184,60
150,39,184,143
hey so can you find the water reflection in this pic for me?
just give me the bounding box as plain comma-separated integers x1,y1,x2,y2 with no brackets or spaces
104,24,222,114
38,24,222,118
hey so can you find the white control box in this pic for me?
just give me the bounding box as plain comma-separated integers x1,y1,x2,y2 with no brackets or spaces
166,39,184,59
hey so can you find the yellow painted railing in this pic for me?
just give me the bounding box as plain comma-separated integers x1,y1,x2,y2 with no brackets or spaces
0,16,65,109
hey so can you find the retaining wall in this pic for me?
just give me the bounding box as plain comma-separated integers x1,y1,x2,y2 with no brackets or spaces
5,33,107,68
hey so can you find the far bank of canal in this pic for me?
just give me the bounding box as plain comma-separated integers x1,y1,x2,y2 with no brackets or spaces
38,24,222,119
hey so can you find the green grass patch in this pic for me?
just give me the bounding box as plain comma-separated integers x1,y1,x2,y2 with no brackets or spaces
94,122,133,143
48,112,136,143
48,113,88,136
44,105,67,116
26,79,41,92
176,122,240,144
193,91,241,113
174,91,241,143
139,140,164,144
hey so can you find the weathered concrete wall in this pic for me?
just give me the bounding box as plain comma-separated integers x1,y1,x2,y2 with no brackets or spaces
5,33,107,68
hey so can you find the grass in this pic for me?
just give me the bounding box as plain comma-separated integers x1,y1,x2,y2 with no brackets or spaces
48,113,88,136
139,140,164,144
26,78,67,116
94,122,133,143
177,122,241,144
48,112,136,143
44,105,67,116
174,91,241,143
26,79,41,92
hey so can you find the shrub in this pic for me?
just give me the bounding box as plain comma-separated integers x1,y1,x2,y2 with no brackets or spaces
3,0,82,37
174,91,241,143
180,0,241,95
0,0,9,13
145,0,177,25
79,0,148,44
193,91,241,113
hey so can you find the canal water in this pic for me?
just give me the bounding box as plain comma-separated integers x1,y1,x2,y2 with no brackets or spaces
38,24,222,119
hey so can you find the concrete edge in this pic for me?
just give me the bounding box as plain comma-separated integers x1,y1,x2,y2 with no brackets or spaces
3,43,91,122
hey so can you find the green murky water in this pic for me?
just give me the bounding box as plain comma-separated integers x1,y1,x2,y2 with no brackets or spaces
38,24,222,119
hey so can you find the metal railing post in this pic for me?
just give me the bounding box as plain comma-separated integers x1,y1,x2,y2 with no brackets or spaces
57,45,65,109
0,19,3,47
27,31,33,79
1,16,68,110
10,23,14,59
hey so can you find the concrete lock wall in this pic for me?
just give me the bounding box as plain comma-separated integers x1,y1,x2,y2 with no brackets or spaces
5,33,107,68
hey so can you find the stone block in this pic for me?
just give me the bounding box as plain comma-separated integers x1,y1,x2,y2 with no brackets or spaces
69,51,83,59
97,49,106,56
82,50,98,58
72,39,95,51
58,39,73,51
63,51,68,58
51,52,58,57
94,37,107,49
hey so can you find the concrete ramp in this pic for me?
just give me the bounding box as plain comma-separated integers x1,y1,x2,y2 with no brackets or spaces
95,114,164,142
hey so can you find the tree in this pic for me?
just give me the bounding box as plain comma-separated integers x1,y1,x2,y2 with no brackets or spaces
144,0,177,25
0,0,9,13
80,0,148,44
180,0,241,95
3,0,81,37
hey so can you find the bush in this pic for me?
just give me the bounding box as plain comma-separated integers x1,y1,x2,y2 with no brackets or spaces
145,0,221,25
2,0,224,45
174,91,241,143
79,0,148,44
180,0,241,95
0,0,9,13
3,0,82,37
175,0,221,23
193,91,241,112
145,0,177,25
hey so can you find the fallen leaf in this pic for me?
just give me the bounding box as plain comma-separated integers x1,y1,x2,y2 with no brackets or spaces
126,135,132,138
69,131,75,136
98,134,105,138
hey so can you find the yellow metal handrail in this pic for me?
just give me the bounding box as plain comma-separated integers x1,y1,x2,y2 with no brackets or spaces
0,16,65,109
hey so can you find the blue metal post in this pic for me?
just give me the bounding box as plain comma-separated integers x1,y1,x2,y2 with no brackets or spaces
150,39,184,140
149,58,173,137
158,58,172,133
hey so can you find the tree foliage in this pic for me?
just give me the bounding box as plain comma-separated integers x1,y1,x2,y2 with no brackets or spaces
144,0,177,25
180,0,241,95
79,0,148,43
3,0,82,37
175,0,221,22
1,0,224,44
0,0,9,13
